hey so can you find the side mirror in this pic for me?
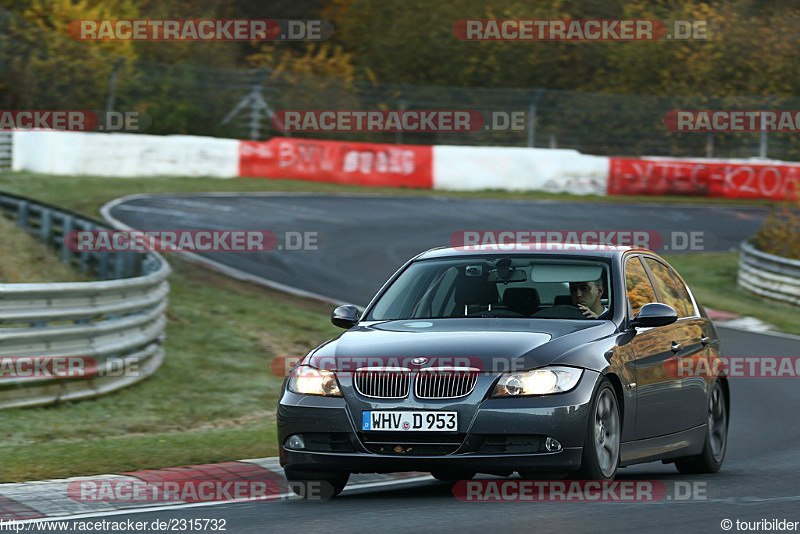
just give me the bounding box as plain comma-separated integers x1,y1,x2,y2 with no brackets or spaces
331,305,360,329
631,303,678,329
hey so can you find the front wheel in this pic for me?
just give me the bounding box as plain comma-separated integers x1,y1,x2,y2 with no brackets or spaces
574,379,620,480
285,469,350,499
675,380,728,474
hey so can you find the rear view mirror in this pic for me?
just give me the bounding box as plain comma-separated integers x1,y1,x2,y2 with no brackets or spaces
487,270,527,283
331,305,360,329
631,303,678,328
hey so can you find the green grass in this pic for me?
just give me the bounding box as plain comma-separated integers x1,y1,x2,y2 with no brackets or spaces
0,255,341,482
664,253,800,335
0,216,91,283
0,172,794,482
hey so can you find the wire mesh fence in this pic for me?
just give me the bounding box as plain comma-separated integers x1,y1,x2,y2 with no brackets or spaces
2,8,800,160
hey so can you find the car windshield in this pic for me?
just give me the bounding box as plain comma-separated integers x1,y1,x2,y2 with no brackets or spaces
366,256,612,321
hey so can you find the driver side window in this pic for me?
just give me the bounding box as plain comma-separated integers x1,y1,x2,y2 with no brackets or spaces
625,256,656,317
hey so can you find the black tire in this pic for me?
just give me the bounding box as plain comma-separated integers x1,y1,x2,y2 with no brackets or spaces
675,380,728,474
285,469,350,499
574,379,621,480
430,469,476,482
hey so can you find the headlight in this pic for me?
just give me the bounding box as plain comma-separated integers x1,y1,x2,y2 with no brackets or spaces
288,366,342,397
492,366,582,397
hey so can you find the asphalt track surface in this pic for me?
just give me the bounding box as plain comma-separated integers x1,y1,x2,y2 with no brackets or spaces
91,193,800,534
106,193,768,306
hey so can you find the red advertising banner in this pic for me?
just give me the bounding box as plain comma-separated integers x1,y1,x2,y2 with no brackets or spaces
608,157,800,200
239,138,433,188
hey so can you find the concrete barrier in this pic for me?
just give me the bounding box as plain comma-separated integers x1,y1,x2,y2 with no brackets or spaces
433,145,609,194
12,131,239,178
9,131,800,200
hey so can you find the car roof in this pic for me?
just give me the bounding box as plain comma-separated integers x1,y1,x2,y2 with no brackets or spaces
415,243,651,260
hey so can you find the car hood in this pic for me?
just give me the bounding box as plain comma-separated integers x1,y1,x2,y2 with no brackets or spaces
306,318,616,373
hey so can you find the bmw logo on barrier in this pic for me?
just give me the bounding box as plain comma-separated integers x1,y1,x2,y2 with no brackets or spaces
411,357,428,365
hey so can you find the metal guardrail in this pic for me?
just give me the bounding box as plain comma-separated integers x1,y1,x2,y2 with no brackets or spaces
0,192,171,409
738,241,800,307
0,132,11,171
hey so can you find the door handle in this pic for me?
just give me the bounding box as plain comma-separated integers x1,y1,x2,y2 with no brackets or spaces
701,336,711,346
671,341,682,353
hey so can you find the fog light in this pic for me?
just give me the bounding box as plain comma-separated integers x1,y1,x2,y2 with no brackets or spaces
286,434,305,450
545,437,562,452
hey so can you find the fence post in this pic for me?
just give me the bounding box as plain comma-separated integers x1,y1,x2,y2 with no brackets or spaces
17,200,28,228
61,215,73,264
106,58,126,114
395,98,406,145
39,207,51,242
759,96,775,158
526,89,544,148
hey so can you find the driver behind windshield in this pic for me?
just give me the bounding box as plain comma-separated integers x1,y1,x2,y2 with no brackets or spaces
569,278,609,319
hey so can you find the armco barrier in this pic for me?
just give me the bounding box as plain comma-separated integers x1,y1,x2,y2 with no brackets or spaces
0,192,171,409
738,241,800,306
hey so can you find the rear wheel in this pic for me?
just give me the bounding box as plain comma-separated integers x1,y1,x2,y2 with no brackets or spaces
574,379,620,480
285,469,349,499
431,469,475,482
675,380,728,474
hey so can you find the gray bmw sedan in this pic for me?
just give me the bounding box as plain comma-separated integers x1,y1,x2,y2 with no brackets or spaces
277,244,729,497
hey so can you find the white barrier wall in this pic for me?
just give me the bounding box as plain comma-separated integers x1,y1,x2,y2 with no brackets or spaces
433,146,610,195
12,131,239,178
12,132,797,200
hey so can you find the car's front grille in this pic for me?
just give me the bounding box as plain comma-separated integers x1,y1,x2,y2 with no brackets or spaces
414,367,479,399
360,432,465,455
353,367,411,399
363,443,461,455
360,432,464,445
352,366,480,399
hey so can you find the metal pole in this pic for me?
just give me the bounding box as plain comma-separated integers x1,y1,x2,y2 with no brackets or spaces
526,89,544,148
759,96,774,158
706,133,714,158
250,70,266,141
105,59,126,113
527,102,536,147
395,98,406,145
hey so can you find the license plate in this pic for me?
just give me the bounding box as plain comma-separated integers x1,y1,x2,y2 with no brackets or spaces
362,411,457,431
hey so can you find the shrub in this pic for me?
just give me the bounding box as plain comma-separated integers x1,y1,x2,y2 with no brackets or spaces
752,204,800,260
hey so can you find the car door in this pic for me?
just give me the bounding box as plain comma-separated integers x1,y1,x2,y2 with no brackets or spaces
643,257,713,430
624,255,687,439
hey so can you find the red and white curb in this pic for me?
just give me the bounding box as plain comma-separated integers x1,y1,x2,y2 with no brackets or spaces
706,308,777,333
0,458,431,522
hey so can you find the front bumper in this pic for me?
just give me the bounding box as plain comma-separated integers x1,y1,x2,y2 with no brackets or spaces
277,370,599,475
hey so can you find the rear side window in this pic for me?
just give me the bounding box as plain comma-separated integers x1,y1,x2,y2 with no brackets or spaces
625,256,656,317
643,258,688,316
672,272,697,317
